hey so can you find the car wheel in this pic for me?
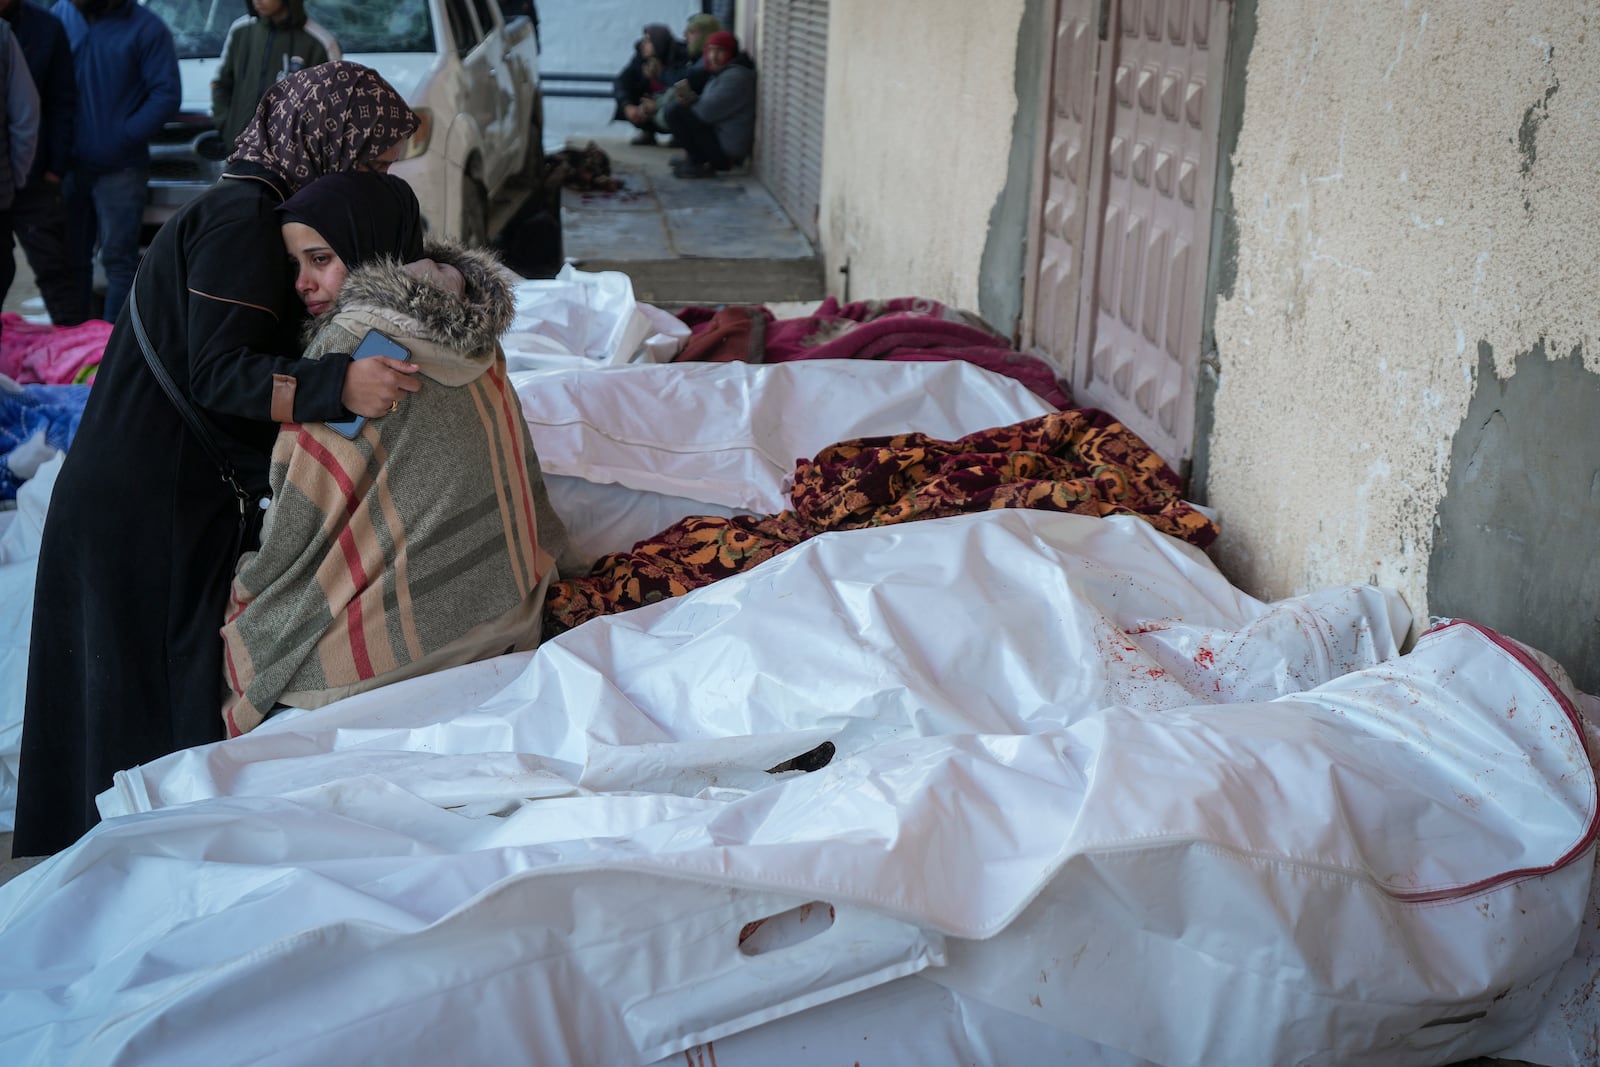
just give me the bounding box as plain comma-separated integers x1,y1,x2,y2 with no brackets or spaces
460,176,489,246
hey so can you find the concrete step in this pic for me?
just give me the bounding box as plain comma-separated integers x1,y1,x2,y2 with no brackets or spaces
573,254,825,306
556,134,823,306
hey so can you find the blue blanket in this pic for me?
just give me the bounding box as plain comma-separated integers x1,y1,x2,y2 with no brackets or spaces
0,382,88,501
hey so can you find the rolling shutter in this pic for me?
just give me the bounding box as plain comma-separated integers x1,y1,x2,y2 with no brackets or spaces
756,0,829,243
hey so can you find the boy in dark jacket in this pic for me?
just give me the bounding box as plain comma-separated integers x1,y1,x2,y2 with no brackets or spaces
211,0,336,148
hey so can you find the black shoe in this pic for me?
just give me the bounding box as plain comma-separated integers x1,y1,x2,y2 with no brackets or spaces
673,160,717,179
630,129,657,146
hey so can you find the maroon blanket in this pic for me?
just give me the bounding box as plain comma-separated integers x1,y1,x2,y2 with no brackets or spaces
674,297,1073,408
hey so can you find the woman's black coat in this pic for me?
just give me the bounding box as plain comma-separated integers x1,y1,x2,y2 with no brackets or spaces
13,163,353,855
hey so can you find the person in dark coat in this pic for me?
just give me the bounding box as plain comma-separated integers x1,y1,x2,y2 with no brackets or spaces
12,61,420,857
0,14,39,328
0,0,82,326
612,22,685,146
51,0,181,325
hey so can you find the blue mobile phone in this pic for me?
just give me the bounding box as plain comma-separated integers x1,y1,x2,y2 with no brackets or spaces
325,329,411,438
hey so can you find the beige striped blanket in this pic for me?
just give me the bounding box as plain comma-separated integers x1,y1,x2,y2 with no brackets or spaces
220,243,566,735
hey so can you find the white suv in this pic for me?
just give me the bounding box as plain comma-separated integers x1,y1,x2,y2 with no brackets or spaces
142,0,543,241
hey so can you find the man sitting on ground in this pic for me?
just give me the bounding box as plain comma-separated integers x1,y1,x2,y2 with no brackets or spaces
638,12,720,141
664,30,755,179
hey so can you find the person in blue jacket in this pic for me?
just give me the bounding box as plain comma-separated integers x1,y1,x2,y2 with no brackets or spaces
1,0,82,326
50,0,178,324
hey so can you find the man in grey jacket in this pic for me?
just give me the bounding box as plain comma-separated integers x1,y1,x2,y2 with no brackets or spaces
664,29,754,179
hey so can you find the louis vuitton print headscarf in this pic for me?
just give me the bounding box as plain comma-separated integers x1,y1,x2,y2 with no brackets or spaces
228,61,418,193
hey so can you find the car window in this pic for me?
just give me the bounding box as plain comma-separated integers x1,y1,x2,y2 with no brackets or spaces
441,0,483,56
468,0,499,38
142,0,434,57
309,0,434,54
142,0,237,60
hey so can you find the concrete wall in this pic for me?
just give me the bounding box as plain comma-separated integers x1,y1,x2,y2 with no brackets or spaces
1202,1,1600,685
817,0,1030,319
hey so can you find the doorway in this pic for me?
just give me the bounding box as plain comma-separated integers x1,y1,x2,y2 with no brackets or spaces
1025,0,1231,471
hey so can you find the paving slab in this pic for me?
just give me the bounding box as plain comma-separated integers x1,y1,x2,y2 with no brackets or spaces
559,195,674,260
560,135,824,306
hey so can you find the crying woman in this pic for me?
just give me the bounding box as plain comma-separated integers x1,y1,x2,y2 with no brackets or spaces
220,170,571,735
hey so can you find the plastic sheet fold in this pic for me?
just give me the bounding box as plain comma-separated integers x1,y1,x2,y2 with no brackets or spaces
501,265,688,369
3,346,1597,1064
0,455,59,832
511,358,1055,512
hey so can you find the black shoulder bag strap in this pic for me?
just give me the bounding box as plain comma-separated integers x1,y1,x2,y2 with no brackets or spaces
128,287,254,533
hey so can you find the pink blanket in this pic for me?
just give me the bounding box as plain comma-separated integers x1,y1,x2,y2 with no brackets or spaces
1,313,111,385
675,297,1073,409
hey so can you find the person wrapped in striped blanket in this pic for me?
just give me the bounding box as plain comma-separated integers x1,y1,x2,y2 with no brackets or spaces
220,171,569,736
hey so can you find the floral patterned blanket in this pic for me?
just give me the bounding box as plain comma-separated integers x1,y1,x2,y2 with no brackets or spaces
543,409,1217,635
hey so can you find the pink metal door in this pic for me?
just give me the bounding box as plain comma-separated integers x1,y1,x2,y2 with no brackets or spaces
1023,0,1103,370
1028,0,1230,469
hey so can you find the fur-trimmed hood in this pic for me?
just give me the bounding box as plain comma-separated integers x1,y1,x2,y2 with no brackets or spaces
309,240,517,387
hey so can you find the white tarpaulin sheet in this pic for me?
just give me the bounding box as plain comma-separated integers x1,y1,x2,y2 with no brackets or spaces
3,342,1597,1064
642,974,1161,1067
502,265,690,369
512,357,1058,514
2,510,1596,1066
519,356,1057,569
0,454,59,832
0,358,1057,824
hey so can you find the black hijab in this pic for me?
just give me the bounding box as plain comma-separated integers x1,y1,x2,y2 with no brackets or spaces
642,23,673,59
277,171,424,271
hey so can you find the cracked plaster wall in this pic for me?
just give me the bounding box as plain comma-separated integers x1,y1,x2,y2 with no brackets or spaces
817,0,1027,318
1206,1,1599,668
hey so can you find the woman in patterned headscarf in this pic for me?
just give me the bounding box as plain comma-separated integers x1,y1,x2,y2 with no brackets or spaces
13,62,419,857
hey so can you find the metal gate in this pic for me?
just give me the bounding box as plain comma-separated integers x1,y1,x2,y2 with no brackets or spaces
1026,0,1230,470
755,0,828,243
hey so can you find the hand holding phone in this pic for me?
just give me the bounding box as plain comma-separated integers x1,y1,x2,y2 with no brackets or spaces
328,330,418,438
